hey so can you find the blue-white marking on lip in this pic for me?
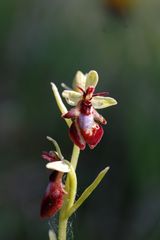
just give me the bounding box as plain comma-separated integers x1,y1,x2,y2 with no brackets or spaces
78,114,94,130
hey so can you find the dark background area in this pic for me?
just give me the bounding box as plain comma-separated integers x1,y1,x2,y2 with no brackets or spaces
0,0,160,239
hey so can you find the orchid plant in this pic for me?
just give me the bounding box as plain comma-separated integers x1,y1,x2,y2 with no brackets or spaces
40,70,117,240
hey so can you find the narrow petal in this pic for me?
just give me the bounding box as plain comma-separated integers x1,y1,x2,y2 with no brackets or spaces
62,107,80,119
80,123,104,149
93,109,107,125
62,90,82,106
69,121,86,150
46,161,70,173
72,71,86,92
85,70,99,90
91,96,117,109
61,83,72,90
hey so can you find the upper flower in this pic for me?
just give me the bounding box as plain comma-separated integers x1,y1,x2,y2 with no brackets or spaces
62,70,117,150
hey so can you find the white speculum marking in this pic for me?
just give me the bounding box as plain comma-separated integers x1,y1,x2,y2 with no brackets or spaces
78,113,94,130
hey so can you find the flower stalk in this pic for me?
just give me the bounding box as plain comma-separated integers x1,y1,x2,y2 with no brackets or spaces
51,82,80,240
57,154,78,240
40,70,117,240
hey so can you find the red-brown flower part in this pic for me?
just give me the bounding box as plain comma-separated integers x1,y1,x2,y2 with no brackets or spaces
63,86,107,150
40,150,67,218
40,171,66,218
42,151,59,162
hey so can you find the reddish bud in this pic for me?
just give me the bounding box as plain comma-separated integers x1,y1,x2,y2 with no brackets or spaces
40,172,66,218
42,151,59,162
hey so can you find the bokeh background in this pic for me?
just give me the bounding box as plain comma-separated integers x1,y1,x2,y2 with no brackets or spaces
0,0,160,239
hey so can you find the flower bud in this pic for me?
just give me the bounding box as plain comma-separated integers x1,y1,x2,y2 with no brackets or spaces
40,171,66,218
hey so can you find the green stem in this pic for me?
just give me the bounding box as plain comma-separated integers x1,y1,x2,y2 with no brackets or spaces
57,218,67,240
51,83,80,240
65,162,77,212
70,145,80,170
58,145,80,240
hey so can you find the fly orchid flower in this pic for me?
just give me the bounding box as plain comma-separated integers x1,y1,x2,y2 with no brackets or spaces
40,143,70,218
62,70,117,150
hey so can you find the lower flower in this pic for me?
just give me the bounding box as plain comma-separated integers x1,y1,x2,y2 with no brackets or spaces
40,148,69,218
40,171,66,218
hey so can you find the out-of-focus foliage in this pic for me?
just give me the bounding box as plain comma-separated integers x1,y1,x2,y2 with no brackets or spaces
0,0,160,239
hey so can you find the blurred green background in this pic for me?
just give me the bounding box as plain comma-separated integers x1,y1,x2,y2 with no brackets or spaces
0,0,160,239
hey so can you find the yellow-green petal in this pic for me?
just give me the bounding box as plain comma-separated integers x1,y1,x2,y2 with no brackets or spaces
92,96,117,109
85,70,99,90
62,90,82,106
72,71,86,92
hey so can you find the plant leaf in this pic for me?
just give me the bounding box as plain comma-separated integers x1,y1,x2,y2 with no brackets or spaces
66,166,110,218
